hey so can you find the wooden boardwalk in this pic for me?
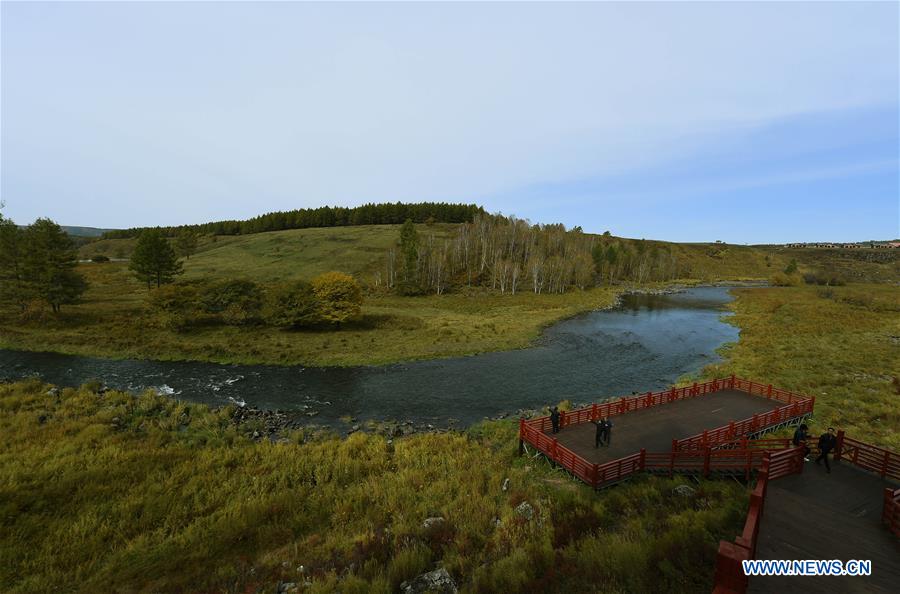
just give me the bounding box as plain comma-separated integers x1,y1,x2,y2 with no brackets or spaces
749,463,900,593
549,389,779,464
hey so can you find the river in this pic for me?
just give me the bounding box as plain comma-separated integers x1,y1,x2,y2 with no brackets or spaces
0,286,740,428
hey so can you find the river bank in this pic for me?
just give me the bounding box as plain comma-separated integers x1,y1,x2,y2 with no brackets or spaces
0,257,728,367
1,287,741,427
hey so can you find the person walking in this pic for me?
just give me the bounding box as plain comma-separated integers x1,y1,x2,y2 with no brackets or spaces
816,427,837,473
550,406,560,434
793,423,811,461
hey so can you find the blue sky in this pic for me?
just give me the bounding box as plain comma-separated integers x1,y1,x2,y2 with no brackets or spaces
2,2,897,243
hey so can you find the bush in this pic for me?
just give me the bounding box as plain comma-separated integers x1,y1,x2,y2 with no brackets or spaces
312,272,363,325
802,271,847,286
769,272,800,287
147,284,206,331
265,281,321,328
91,254,110,263
201,280,264,325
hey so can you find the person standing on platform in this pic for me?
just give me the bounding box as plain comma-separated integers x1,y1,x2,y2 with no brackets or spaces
793,423,811,461
603,417,613,446
594,418,604,448
550,406,560,434
816,427,837,473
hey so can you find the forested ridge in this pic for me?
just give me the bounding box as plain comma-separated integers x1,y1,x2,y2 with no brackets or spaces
101,202,484,239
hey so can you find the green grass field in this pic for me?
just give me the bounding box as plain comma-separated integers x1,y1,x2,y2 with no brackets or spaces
0,380,748,594
699,284,900,449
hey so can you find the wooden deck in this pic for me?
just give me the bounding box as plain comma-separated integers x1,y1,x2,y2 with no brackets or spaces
749,463,900,593
548,389,780,464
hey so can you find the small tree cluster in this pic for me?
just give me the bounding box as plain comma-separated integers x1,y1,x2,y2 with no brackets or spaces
148,272,362,331
0,214,86,313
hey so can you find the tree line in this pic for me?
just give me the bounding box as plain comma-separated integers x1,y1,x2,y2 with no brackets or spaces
101,202,484,239
379,214,686,295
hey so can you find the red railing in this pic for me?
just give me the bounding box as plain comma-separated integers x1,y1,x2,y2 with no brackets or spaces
519,376,814,487
713,447,804,594
834,431,900,481
713,436,900,594
883,488,900,537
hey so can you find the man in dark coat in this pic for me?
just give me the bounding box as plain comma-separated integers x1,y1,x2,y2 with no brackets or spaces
550,407,560,434
602,418,613,446
816,427,837,473
793,423,811,461
594,418,604,448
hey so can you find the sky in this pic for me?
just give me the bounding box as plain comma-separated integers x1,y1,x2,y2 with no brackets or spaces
2,2,898,244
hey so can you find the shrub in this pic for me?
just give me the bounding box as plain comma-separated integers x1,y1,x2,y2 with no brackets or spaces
769,272,800,287
265,281,321,328
312,272,363,325
147,284,206,331
201,280,264,325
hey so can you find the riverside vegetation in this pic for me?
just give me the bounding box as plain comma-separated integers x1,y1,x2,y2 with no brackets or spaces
3,285,899,593
5,202,895,366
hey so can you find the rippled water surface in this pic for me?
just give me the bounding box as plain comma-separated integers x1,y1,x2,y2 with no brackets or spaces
0,287,740,427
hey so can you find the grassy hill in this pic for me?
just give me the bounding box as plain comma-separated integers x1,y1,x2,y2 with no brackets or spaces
7,223,893,367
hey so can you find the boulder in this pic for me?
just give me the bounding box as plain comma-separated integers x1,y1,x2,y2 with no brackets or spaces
515,501,534,520
400,567,458,594
673,485,696,497
422,516,445,529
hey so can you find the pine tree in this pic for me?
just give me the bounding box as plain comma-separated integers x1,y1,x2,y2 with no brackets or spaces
21,218,87,312
0,210,28,310
175,228,199,259
398,219,420,293
129,229,183,289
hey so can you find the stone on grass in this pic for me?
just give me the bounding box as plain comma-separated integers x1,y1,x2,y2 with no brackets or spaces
515,501,534,520
400,567,458,594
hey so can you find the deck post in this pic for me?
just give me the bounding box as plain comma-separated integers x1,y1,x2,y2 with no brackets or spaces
646,391,652,408
671,438,678,452
883,451,890,478
591,403,598,421
551,438,558,461
703,447,711,478
639,448,646,471
560,410,566,429
729,374,735,389
834,430,845,461
692,382,698,397
518,418,525,456
767,384,773,398
728,421,735,439
592,463,600,489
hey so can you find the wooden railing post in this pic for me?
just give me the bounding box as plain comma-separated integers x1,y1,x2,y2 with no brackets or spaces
551,438,558,462
592,463,600,489
834,430,845,461
714,541,750,594
882,451,890,478
729,374,735,389
591,403,598,421
518,418,525,456
639,448,646,471
671,438,678,452
560,410,566,429
704,447,711,478
728,421,736,439
692,382,698,397
766,384,773,398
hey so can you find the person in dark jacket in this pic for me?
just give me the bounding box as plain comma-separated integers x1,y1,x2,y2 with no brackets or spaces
603,418,613,446
594,418,604,448
816,427,837,473
550,407,560,434
792,423,811,461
